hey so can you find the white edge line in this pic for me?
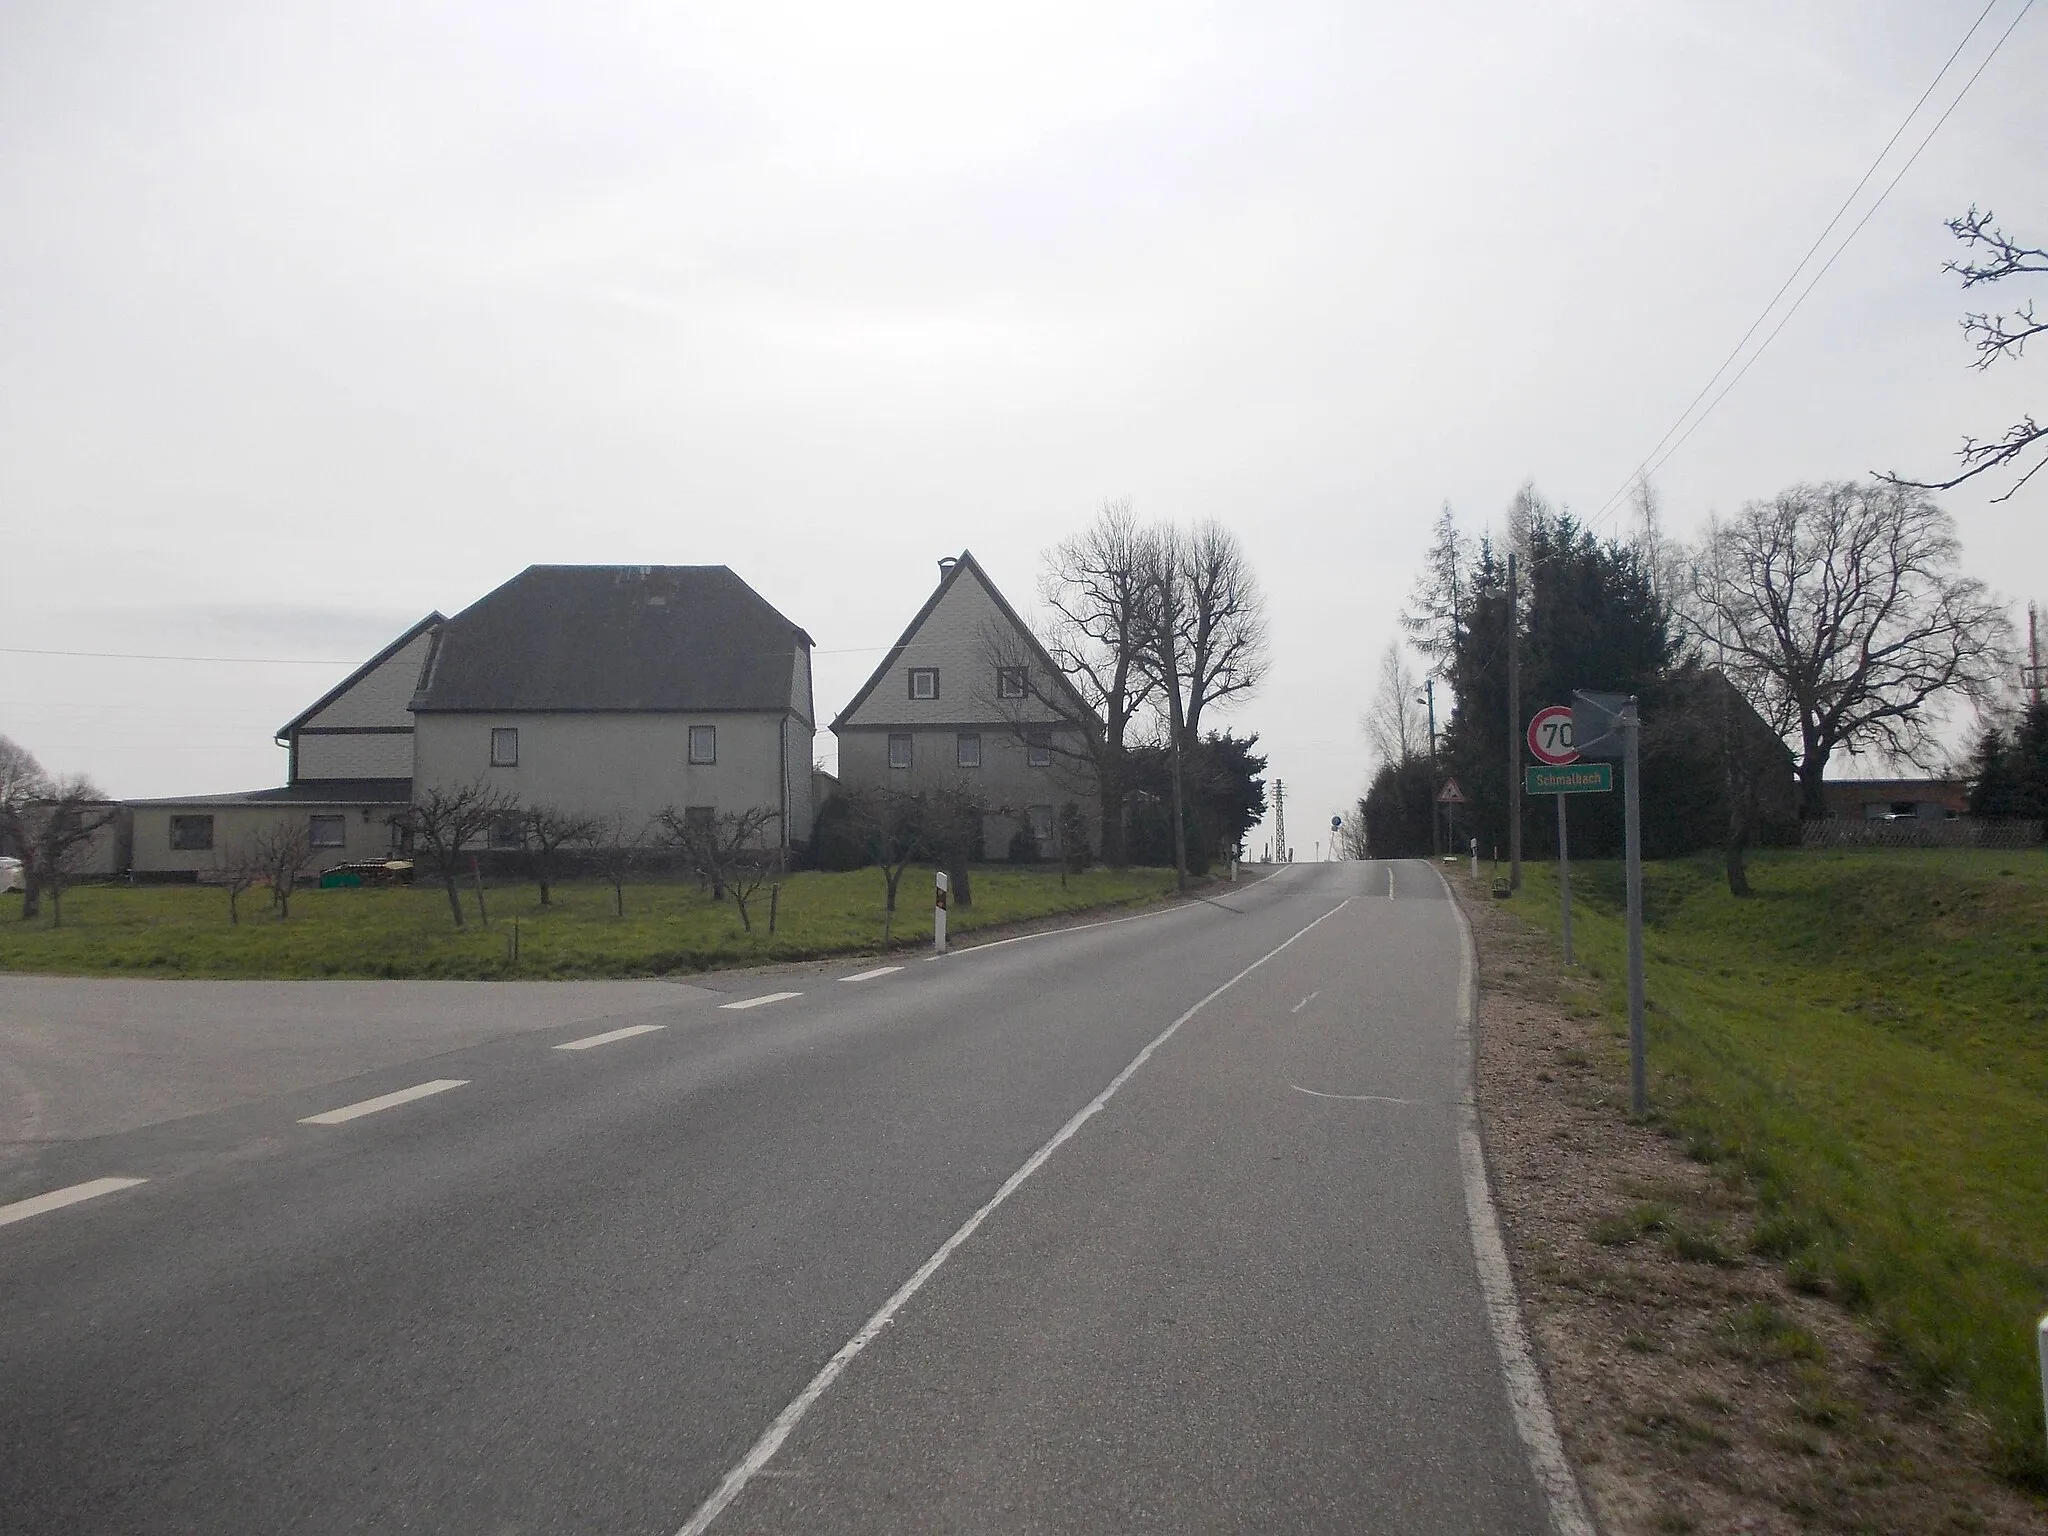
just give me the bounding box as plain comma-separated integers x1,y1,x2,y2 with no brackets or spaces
1432,860,1598,1536
298,1079,469,1126
554,1023,668,1051
839,966,903,983
929,865,1292,962
719,991,802,1010
0,1176,149,1229
672,893,1352,1536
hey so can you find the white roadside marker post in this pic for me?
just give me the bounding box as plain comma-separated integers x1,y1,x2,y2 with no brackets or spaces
2038,1313,2047,1462
1469,836,1478,881
934,870,949,955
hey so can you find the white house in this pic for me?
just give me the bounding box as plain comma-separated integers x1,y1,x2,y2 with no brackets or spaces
832,552,1098,859
409,565,816,848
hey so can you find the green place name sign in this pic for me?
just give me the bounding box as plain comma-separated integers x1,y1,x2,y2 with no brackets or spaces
1526,763,1613,794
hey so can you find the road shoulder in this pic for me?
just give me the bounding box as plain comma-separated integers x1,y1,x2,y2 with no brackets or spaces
1452,871,2042,1535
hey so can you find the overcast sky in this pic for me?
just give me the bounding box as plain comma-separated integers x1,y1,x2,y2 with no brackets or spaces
3,0,2042,852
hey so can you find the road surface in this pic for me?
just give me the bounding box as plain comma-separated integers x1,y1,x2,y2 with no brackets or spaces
0,862,1562,1534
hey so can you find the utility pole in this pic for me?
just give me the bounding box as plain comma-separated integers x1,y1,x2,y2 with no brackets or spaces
1420,677,1440,857
1506,551,1522,891
1274,779,1287,866
1159,582,1189,893
2027,600,2043,707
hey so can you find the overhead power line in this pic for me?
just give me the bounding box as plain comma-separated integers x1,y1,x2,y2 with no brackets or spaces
1589,0,2033,531
0,642,895,666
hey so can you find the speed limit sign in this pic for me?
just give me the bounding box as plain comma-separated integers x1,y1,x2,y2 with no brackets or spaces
1527,705,1579,765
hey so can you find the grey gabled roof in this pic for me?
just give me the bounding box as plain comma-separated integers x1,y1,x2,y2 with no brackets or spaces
411,565,812,714
276,612,444,740
830,550,1095,732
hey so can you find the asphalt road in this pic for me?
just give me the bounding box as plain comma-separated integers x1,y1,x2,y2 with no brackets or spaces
0,862,1551,1534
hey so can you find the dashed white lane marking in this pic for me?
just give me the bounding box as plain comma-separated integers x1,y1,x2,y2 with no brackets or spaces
673,896,1352,1536
1289,990,1320,1014
720,991,802,1011
840,966,902,983
1289,1084,1430,1105
555,1024,667,1051
299,1079,469,1125
0,1176,148,1229
1434,862,1597,1536
1388,865,1396,899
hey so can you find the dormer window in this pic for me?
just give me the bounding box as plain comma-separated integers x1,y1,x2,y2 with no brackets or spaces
996,666,1027,699
908,668,939,700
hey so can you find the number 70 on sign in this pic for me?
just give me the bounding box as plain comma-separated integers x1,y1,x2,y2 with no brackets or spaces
1527,704,1578,766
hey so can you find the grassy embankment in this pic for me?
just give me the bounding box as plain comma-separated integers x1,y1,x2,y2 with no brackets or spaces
0,866,1182,980
1493,846,2048,1485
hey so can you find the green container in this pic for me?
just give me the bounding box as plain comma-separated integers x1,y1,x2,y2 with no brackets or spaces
319,871,363,889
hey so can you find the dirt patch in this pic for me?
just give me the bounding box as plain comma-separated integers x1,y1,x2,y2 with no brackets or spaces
1455,875,2044,1534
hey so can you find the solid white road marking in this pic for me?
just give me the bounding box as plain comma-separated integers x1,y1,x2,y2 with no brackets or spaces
719,991,802,1011
840,966,902,983
672,896,1353,1536
299,1079,469,1125
0,1176,148,1229
1289,1084,1430,1104
930,865,1292,961
554,1024,667,1051
1289,990,1320,1014
1435,863,1597,1536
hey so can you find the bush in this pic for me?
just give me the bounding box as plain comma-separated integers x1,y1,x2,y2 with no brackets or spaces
1007,819,1042,863
809,795,870,872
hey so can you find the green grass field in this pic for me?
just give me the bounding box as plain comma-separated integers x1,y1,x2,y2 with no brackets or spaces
0,866,1182,980
1495,846,2048,1486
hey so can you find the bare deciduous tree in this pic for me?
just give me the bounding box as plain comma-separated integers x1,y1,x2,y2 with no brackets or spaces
1364,642,1428,772
215,842,262,925
23,775,118,929
1034,500,1160,867
836,787,930,945
661,805,782,932
1883,207,2045,503
0,736,51,920
584,814,646,917
399,782,520,927
521,805,600,906
1170,520,1268,742
1686,481,2012,818
249,820,313,918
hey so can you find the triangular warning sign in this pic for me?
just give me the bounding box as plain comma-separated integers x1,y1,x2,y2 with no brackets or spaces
1436,778,1466,804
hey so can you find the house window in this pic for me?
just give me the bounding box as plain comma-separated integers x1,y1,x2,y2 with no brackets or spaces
681,805,716,841
491,727,519,767
1029,804,1055,845
888,733,913,770
309,814,346,849
489,814,525,848
908,668,939,700
689,724,717,764
996,666,1027,699
169,814,214,851
1026,734,1053,768
956,732,982,768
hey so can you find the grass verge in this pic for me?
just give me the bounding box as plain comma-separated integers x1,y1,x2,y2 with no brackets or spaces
0,866,1184,980
1497,846,2048,1488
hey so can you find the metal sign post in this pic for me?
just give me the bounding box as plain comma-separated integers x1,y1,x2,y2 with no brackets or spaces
1574,690,1646,1112
1527,705,1587,966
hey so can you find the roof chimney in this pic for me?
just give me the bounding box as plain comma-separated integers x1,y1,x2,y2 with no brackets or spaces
937,555,959,577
